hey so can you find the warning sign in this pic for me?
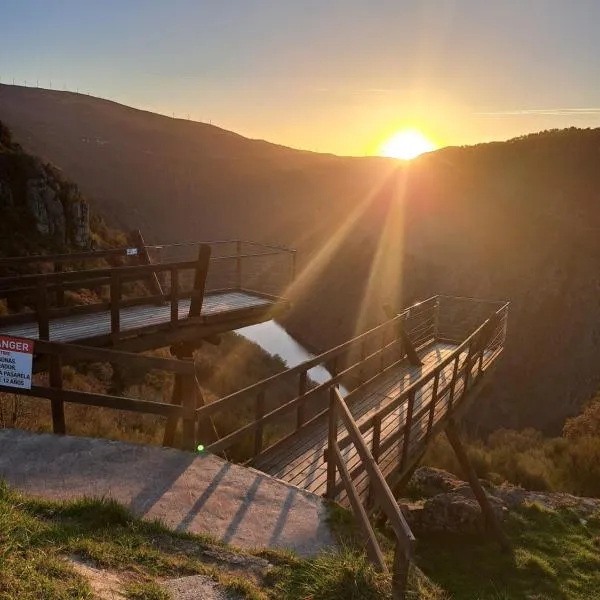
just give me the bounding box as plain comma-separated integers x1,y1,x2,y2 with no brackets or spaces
0,336,34,390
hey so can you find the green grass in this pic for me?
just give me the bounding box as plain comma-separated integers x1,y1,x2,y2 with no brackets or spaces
1,480,599,599
415,503,600,599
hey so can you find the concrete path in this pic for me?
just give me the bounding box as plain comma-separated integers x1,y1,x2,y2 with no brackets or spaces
0,429,335,556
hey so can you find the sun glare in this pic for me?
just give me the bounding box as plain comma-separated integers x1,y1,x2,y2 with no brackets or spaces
379,129,436,160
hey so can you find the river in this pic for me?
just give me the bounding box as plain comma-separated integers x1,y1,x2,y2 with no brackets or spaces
236,320,340,388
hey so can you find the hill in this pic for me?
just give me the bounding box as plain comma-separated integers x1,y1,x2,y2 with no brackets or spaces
3,84,600,435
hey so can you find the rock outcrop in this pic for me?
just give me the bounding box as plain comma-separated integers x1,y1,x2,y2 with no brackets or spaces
403,467,600,535
0,120,90,254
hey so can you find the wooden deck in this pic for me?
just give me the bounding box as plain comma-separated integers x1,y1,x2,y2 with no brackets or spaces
0,291,274,343
253,340,495,502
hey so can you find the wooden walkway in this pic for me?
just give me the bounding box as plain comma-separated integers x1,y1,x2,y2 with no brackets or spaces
200,295,508,509
254,341,498,502
0,291,274,343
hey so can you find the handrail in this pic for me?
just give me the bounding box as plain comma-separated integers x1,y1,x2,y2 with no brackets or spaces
328,387,414,598
202,296,438,410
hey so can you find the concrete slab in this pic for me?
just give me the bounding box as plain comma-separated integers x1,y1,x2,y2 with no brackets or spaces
0,429,335,556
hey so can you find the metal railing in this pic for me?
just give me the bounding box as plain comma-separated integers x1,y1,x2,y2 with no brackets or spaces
0,239,296,339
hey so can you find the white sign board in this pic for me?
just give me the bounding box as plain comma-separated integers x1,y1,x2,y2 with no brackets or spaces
126,247,139,256
0,335,34,390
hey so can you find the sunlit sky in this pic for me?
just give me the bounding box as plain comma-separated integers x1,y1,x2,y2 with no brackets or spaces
3,0,600,156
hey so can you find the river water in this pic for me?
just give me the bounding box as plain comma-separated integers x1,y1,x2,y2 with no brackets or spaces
236,320,337,386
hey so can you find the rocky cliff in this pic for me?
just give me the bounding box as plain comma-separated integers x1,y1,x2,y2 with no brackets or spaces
0,120,90,257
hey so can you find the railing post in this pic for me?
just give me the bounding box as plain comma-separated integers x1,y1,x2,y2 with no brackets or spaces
392,542,410,600
110,271,121,343
296,370,308,430
326,387,338,499
189,244,211,318
181,372,197,451
448,354,460,410
49,354,66,435
254,390,266,456
380,329,386,372
433,296,441,340
400,390,416,471
236,240,243,290
359,340,366,385
427,371,440,437
36,278,50,341
170,267,179,327
367,414,382,508
54,262,65,307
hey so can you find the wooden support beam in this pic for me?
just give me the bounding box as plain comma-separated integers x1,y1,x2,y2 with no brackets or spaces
445,419,510,551
132,229,164,300
188,244,211,318
383,304,422,366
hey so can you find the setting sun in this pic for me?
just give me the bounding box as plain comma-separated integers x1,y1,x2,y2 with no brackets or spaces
379,129,436,160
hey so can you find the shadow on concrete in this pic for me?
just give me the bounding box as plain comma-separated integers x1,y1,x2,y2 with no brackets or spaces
222,474,263,544
129,452,196,517
176,462,232,532
268,486,298,547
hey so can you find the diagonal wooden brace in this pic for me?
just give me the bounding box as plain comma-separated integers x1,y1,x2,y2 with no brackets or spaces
383,303,422,366
445,418,510,551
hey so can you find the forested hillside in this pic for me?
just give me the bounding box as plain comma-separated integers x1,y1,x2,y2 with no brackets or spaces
3,84,600,434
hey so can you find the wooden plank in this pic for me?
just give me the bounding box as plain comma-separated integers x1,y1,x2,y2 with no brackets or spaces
33,339,195,375
2,385,185,417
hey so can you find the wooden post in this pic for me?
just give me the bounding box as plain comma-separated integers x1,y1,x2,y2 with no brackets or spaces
380,329,386,372
110,271,121,343
181,372,197,451
254,390,266,456
326,388,338,499
36,278,50,341
367,414,382,508
359,340,366,385
392,543,410,600
400,390,415,470
427,371,440,437
445,419,510,550
383,304,421,366
133,229,164,299
48,354,66,435
432,296,441,340
448,355,460,409
188,244,211,318
54,262,65,307
163,375,181,448
170,267,179,327
296,370,308,429
236,241,243,289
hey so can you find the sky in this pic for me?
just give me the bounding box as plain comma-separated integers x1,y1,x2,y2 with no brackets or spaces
3,0,600,156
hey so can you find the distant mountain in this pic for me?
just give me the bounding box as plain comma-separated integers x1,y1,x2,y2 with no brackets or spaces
3,84,600,435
